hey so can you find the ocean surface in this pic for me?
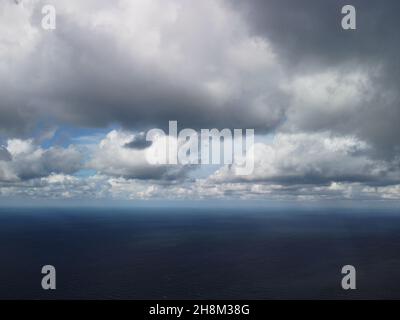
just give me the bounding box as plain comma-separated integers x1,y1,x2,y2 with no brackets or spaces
0,206,400,299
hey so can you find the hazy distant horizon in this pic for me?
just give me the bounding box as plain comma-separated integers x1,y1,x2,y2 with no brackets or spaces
1,199,400,211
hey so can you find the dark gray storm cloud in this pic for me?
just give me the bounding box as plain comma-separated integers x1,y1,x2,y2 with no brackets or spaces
0,147,12,161
124,133,153,150
229,0,400,159
231,0,399,67
0,0,288,136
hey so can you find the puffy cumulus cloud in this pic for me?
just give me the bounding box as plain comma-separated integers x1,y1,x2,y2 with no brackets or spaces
0,0,287,135
0,138,82,182
2,128,399,202
88,130,190,180
211,133,399,186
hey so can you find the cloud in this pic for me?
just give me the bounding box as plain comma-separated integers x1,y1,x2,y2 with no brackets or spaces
0,147,12,161
229,0,400,159
124,133,152,150
1,0,400,202
2,0,399,154
0,138,82,182
230,0,400,67
2,172,400,201
0,173,110,199
211,132,398,186
0,0,288,135
89,130,190,180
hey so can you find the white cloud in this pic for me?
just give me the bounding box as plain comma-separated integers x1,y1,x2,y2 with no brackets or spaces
0,138,82,182
211,132,392,185
89,130,189,180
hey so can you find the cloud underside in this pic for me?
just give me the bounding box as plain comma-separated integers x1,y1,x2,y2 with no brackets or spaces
1,0,400,201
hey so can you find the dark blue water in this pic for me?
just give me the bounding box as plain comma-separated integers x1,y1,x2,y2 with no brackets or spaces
1,207,400,299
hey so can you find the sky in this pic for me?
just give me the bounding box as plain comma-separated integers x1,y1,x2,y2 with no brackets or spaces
1,0,400,203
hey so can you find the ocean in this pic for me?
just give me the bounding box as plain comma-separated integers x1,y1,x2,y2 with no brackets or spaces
0,207,399,299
